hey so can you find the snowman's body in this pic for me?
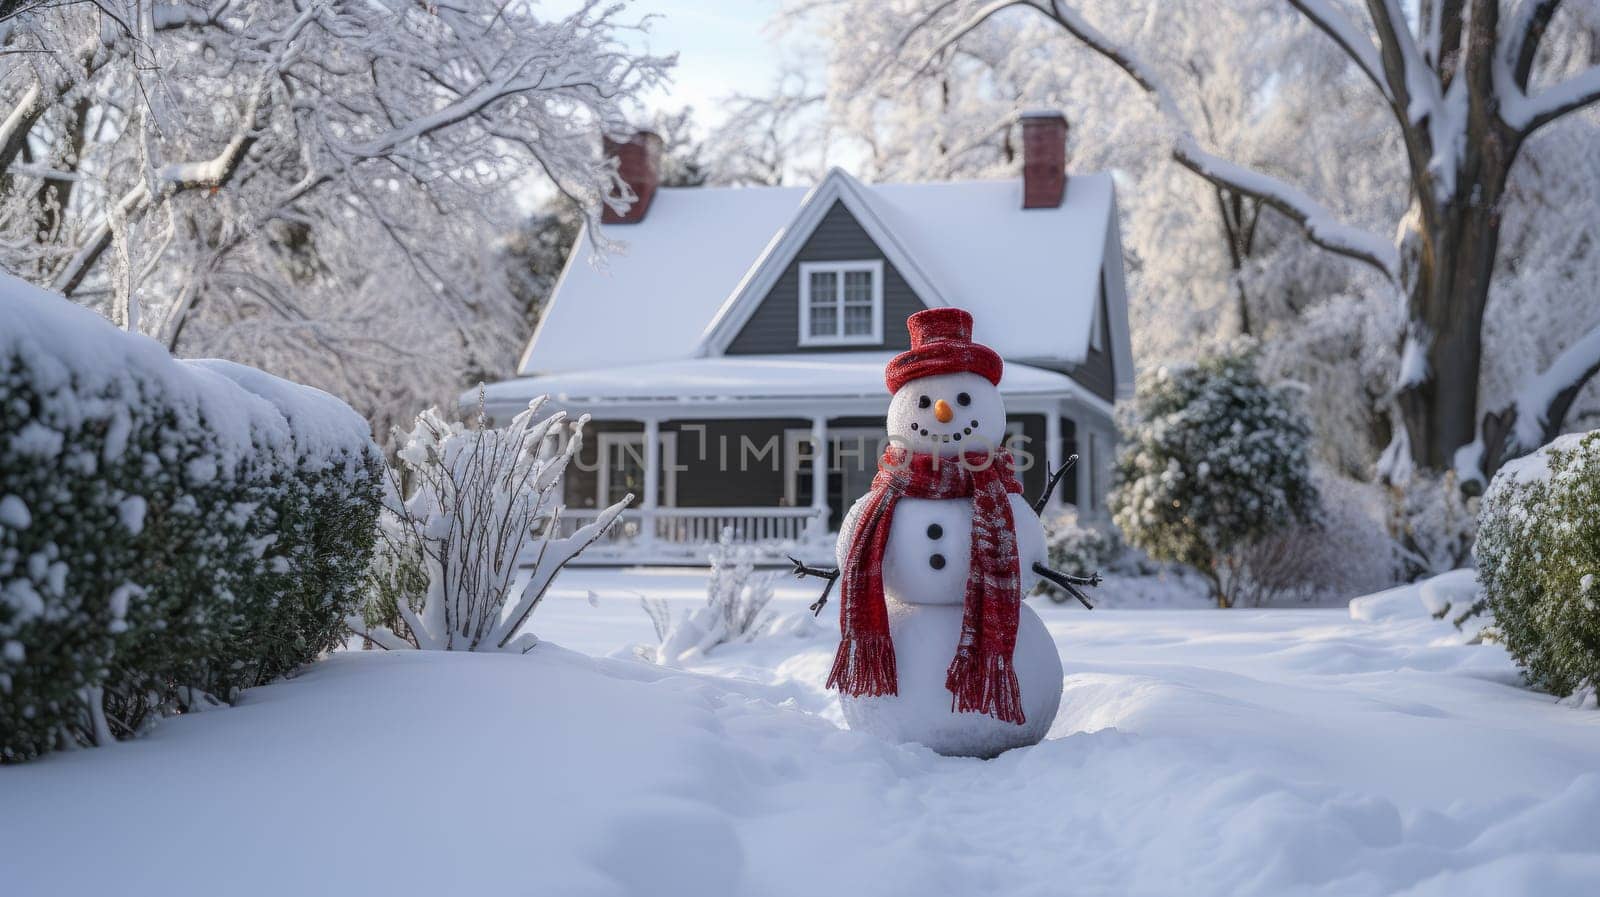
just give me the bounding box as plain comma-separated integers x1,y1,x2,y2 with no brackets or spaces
833,368,1064,758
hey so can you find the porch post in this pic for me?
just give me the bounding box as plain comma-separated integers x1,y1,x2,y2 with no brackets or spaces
809,415,828,537
640,417,659,547
1044,410,1063,513
1077,420,1093,518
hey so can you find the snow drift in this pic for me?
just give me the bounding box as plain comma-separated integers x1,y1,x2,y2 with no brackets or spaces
5,573,1599,896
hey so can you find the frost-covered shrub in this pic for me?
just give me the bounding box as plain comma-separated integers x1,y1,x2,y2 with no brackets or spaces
1109,345,1321,608
180,362,382,698
0,277,380,761
1475,430,1600,700
1389,469,1478,578
642,531,778,665
360,509,429,644
1035,509,1120,600
1221,472,1402,607
347,397,629,652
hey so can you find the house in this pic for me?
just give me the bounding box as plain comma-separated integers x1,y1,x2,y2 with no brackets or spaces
477,112,1134,562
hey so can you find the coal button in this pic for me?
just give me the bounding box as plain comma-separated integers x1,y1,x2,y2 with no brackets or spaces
929,553,946,570
927,523,943,539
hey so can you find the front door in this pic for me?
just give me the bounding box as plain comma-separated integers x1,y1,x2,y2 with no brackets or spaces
595,432,676,508
786,428,886,531
828,429,885,530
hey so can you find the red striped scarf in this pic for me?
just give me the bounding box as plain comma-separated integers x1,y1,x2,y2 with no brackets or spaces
827,445,1026,724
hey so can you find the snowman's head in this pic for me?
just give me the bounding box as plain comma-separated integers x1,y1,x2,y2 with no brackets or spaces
887,372,1008,457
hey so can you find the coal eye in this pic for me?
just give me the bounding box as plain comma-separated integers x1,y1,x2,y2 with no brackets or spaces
918,395,931,409
957,392,971,406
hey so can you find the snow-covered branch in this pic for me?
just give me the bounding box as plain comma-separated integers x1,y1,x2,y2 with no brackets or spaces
1173,141,1400,280
3,0,671,434
1493,1,1600,134
911,0,1399,281
1470,322,1600,483
1500,0,1564,90
1283,0,1393,103
0,37,103,176
1508,65,1600,134
351,397,631,652
1364,0,1436,106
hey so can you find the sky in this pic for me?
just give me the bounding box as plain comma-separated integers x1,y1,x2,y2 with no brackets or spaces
542,1,790,130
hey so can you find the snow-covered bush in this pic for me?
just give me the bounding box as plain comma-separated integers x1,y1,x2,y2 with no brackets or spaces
1035,509,1121,600
1110,345,1320,608
348,398,629,652
642,531,778,665
1220,472,1402,607
1475,430,1600,701
1389,470,1478,578
0,277,381,761
359,510,429,645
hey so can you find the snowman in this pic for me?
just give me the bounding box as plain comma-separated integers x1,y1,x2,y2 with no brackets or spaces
794,308,1095,759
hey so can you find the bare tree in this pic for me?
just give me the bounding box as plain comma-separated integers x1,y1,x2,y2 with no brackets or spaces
870,0,1600,484
704,67,829,186
1,0,671,431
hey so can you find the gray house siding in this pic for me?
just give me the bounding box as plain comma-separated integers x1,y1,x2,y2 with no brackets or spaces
565,419,808,509
564,421,645,509
1059,416,1079,507
1069,275,1117,403
665,419,804,508
1013,414,1047,503
726,200,928,354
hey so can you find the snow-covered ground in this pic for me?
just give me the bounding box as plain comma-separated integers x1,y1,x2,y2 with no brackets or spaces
4,569,1598,896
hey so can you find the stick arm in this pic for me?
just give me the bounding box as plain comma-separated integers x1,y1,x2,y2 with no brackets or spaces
1032,561,1099,609
1031,454,1079,515
788,555,841,617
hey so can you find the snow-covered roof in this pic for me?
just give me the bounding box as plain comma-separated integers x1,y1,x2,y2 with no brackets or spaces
518,170,1119,376
482,352,1107,418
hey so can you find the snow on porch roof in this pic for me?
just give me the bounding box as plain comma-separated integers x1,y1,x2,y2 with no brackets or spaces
517,172,1116,376
479,352,1100,415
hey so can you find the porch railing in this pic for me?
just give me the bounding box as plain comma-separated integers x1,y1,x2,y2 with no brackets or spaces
549,505,828,563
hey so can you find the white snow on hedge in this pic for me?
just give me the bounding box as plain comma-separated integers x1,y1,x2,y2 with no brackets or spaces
2,273,274,463
1,273,374,472
185,358,375,470
4,572,1598,896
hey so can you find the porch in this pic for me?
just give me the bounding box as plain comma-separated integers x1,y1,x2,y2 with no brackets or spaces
481,352,1117,565
551,506,828,565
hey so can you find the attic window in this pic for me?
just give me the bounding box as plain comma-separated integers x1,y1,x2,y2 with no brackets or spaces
799,260,883,346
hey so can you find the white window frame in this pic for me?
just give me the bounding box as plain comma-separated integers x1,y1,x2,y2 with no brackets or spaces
1086,429,1109,514
797,259,884,347
596,431,677,508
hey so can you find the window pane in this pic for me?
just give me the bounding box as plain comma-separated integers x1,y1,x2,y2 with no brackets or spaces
843,304,872,336
810,305,837,337
607,440,644,506
843,270,873,303
809,271,837,304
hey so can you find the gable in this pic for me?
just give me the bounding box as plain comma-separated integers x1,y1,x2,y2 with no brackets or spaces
517,185,808,375
726,200,929,355
518,171,1126,378
1070,273,1116,402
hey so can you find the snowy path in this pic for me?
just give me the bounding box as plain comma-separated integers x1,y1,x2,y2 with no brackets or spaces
4,571,1598,896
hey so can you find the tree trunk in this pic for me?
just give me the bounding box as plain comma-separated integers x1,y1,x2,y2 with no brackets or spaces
1394,109,1518,473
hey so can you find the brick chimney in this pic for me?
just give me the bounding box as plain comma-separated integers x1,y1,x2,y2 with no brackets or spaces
602,130,664,225
1020,111,1068,209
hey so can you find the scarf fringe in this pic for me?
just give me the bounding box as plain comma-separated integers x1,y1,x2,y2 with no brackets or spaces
827,633,899,698
945,650,1026,725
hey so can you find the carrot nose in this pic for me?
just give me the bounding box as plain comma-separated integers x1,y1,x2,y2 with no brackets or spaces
934,399,954,423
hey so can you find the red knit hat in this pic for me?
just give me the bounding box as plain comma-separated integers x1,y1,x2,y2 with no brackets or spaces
885,308,1003,394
